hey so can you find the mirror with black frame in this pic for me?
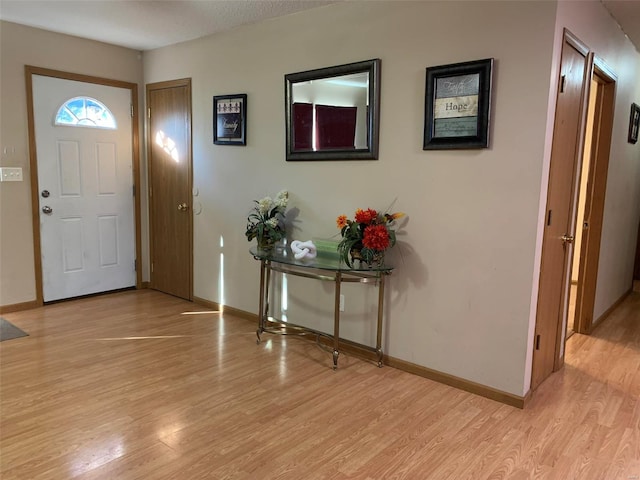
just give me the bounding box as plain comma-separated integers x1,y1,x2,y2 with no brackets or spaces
285,58,380,161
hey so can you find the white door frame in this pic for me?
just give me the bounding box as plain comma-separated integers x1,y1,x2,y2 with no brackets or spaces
25,66,142,305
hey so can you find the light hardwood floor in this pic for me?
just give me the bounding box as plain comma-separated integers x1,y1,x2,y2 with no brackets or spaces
1,289,638,479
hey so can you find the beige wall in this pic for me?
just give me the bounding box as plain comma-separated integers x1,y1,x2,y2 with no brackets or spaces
3,0,637,398
0,21,145,305
144,0,557,396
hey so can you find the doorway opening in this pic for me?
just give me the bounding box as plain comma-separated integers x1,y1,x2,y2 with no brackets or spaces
531,31,618,391
566,61,616,339
566,78,597,339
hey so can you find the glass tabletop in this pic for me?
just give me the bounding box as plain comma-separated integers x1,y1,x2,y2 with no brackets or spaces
250,245,394,273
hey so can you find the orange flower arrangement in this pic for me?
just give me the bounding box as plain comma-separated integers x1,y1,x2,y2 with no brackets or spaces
336,208,404,267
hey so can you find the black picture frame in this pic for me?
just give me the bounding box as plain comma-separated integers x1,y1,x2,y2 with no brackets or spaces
628,103,639,144
213,94,247,146
284,59,381,161
423,58,493,150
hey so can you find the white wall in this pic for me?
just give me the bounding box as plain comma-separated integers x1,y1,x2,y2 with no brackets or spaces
144,0,557,396
0,21,145,306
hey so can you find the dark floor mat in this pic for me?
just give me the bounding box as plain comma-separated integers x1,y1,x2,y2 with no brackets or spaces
0,317,29,342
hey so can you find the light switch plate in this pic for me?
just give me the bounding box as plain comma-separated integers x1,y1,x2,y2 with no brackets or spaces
0,167,23,182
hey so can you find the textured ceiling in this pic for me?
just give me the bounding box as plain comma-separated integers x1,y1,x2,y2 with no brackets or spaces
0,0,638,53
0,0,338,51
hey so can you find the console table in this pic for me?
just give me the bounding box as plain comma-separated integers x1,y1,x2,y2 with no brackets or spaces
250,246,393,369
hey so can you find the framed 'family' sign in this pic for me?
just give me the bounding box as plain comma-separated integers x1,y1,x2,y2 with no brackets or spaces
628,102,639,144
423,58,493,150
213,94,247,146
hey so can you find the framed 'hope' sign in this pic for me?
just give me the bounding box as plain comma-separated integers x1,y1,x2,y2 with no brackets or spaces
423,58,493,150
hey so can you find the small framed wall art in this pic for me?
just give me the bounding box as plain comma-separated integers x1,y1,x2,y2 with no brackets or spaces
423,58,493,150
213,94,247,146
628,102,639,144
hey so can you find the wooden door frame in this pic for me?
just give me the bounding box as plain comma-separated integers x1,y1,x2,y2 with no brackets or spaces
572,59,617,335
531,30,590,390
145,78,193,300
634,220,640,280
25,66,143,306
553,32,591,372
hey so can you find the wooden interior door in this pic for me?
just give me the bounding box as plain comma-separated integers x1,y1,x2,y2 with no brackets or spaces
572,65,616,334
147,79,192,300
531,33,588,390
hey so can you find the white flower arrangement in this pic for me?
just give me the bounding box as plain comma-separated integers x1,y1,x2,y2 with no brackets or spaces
245,190,289,247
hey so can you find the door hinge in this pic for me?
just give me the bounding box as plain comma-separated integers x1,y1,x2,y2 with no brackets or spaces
560,75,566,93
130,104,134,117
151,262,154,273
547,210,552,226
134,259,137,270
535,334,541,350
147,107,151,119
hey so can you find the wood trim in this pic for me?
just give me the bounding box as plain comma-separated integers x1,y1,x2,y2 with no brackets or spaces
593,55,617,82
591,287,632,332
24,66,44,307
25,66,138,90
564,28,590,56
0,300,40,314
186,82,193,300
192,296,255,321
634,220,640,280
24,65,143,300
574,65,616,335
384,356,527,409
141,281,151,289
192,296,527,409
131,85,143,289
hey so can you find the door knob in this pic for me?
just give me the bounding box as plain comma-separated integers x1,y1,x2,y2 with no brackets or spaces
177,202,189,211
561,234,574,245
42,205,53,214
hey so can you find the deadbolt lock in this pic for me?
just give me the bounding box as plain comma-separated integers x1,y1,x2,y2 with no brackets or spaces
177,202,189,211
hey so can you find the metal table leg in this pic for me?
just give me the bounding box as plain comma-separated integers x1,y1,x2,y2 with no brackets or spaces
376,273,385,367
333,271,341,370
256,259,270,343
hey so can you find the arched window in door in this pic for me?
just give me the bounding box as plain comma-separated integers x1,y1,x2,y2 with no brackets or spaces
55,96,117,129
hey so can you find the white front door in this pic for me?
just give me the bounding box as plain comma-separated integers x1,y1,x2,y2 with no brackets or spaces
33,75,135,302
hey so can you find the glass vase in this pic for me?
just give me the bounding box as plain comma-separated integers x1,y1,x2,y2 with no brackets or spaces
350,246,384,267
257,237,275,252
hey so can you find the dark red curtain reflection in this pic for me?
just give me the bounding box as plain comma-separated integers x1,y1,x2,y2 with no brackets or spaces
293,102,313,150
315,105,357,149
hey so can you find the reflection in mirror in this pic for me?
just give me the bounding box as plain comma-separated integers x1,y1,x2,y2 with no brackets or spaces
285,59,380,161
